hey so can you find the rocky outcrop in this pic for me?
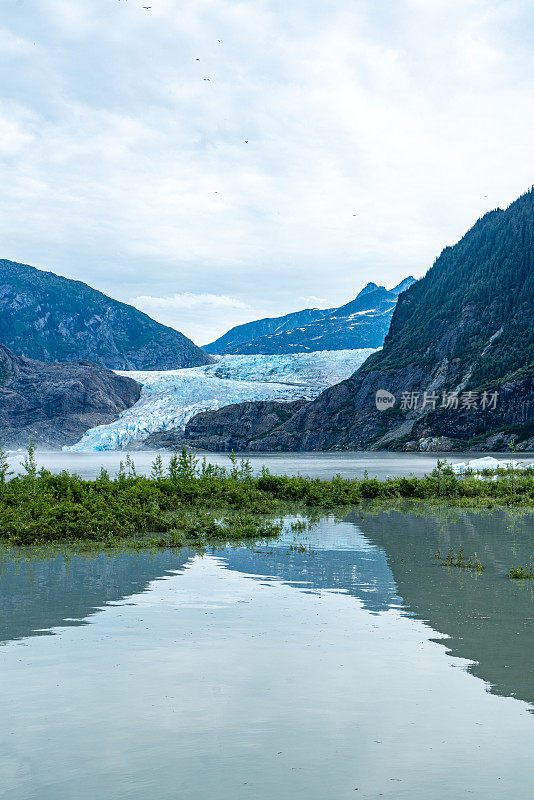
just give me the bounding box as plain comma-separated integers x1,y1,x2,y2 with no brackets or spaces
0,345,141,448
204,278,415,355
184,189,534,452
183,360,534,454
0,259,214,369
145,399,308,451
183,399,308,451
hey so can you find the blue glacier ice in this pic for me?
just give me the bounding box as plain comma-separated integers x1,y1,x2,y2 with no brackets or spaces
65,349,376,451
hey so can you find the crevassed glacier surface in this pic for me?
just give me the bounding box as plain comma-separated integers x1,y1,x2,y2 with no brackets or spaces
65,349,376,451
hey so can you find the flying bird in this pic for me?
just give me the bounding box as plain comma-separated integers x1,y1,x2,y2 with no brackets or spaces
203,77,211,81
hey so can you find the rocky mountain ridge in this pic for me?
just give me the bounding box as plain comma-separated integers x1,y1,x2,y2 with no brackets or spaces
183,189,534,452
204,277,415,355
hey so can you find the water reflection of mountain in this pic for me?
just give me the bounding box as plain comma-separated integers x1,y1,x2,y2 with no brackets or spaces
218,510,534,708
219,528,399,614
3,509,534,710
0,549,193,645
353,508,534,707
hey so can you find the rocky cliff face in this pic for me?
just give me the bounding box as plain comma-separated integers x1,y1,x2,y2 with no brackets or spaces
0,259,214,370
184,190,534,452
204,278,415,355
152,399,308,451
0,345,141,448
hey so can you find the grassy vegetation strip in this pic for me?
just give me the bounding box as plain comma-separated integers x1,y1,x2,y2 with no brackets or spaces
1,446,534,546
509,564,534,579
434,546,484,571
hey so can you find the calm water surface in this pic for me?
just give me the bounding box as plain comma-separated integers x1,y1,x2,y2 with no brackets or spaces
1,509,534,798
7,449,534,480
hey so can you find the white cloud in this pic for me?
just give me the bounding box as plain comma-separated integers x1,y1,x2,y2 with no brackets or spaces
0,0,533,341
129,292,254,344
0,27,34,56
132,293,250,311
300,296,329,308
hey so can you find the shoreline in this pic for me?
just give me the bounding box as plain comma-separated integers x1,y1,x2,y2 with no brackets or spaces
2,447,534,549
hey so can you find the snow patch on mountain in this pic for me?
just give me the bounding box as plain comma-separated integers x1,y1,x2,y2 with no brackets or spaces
65,349,376,451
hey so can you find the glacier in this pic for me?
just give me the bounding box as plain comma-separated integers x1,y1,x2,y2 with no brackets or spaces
65,349,376,451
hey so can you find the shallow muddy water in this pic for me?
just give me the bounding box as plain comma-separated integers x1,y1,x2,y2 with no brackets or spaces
1,509,534,798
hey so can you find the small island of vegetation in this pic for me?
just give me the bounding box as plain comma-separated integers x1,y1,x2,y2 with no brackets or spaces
1,444,534,550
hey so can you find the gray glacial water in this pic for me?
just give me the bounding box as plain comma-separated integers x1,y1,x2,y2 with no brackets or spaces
6,449,534,480
1,510,534,799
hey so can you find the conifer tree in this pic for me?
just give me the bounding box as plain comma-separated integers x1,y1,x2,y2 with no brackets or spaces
0,444,12,485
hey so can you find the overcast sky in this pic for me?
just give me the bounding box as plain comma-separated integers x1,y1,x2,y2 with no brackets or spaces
1,0,533,344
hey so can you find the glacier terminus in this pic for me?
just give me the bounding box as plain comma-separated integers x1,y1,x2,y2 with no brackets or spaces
65,350,376,451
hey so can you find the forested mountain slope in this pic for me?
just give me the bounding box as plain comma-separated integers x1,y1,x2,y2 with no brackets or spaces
0,260,213,370
184,189,534,452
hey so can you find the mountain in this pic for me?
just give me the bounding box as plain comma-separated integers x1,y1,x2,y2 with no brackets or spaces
204,308,327,354
148,399,309,451
204,277,415,355
0,345,141,448
183,189,534,452
0,259,214,370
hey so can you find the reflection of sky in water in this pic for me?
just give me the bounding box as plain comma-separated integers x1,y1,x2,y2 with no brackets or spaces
0,549,195,645
1,513,534,799
2,511,534,797
1,528,534,800
219,518,401,615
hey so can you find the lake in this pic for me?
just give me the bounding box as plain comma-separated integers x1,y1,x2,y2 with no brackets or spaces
1,506,534,798
7,449,534,480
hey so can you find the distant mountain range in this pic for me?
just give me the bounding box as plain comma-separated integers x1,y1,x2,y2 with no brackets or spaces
0,260,213,370
184,189,534,452
204,277,416,355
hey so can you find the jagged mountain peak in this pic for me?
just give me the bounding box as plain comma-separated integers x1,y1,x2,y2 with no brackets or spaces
204,275,415,356
392,276,416,295
356,281,382,297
